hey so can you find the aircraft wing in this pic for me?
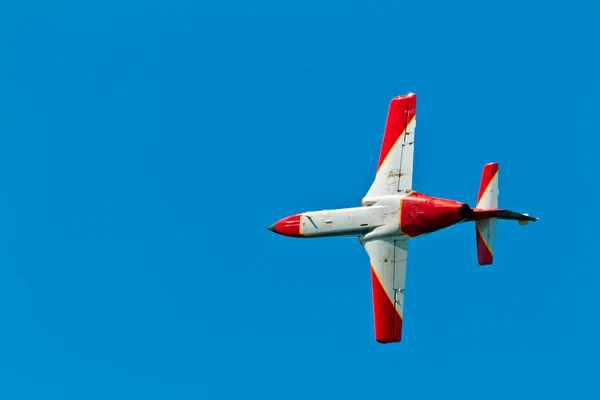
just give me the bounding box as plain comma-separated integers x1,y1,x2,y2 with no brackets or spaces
363,237,408,343
365,93,417,198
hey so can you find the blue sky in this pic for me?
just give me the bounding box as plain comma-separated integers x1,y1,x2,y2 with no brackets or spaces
0,0,598,398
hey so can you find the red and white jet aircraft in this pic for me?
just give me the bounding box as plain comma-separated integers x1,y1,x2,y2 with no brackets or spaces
268,93,538,344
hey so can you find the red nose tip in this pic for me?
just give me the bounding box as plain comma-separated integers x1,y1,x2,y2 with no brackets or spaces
268,214,303,237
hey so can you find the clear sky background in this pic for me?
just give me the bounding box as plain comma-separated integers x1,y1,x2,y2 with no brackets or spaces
0,0,598,399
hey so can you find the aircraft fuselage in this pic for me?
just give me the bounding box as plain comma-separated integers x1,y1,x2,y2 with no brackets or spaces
269,191,474,242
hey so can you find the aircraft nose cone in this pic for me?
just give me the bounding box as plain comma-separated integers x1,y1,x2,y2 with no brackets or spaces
270,214,303,237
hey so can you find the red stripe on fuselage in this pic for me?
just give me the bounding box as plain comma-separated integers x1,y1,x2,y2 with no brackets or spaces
371,266,403,343
400,192,468,238
376,94,417,172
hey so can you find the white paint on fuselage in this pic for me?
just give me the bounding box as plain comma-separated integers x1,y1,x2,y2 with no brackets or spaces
299,194,408,240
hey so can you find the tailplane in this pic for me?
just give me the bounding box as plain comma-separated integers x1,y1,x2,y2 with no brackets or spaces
472,162,538,265
475,162,499,265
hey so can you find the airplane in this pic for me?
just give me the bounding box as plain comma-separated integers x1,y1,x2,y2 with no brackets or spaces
267,93,538,344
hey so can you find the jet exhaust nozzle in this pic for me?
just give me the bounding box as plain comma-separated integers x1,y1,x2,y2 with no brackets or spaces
459,203,473,219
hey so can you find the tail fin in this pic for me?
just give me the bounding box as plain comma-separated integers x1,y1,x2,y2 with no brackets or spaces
475,162,499,265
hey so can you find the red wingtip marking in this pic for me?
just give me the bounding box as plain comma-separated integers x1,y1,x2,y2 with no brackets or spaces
377,94,417,171
476,226,493,265
477,162,498,206
371,267,403,343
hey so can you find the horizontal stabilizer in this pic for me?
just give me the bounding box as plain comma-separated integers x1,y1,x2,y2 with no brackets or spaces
475,162,498,265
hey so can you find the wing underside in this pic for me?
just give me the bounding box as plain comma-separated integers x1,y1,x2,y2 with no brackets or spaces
365,93,417,198
363,237,408,343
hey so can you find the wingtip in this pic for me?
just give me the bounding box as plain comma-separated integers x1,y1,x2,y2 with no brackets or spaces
393,92,417,100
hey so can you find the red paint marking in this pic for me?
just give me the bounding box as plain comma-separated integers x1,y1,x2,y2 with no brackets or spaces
470,209,502,220
371,267,403,343
274,214,303,237
400,192,469,237
477,162,498,206
476,225,493,265
376,94,417,171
